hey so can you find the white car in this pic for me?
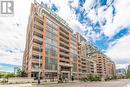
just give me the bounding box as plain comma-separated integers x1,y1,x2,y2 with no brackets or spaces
0,78,7,82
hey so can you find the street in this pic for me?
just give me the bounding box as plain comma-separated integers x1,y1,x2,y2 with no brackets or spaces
0,79,130,87
34,79,130,87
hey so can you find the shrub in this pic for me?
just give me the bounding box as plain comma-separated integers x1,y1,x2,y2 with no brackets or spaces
88,75,101,81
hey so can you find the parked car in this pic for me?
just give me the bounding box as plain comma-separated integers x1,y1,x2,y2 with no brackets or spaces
0,78,7,82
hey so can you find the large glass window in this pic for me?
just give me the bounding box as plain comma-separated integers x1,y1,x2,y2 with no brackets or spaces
73,54,77,62
45,57,58,70
52,40,57,46
73,63,77,72
46,25,52,32
53,28,58,34
46,44,51,57
51,33,57,40
46,30,51,39
46,43,58,58
51,46,58,57
46,37,58,46
46,18,58,34
46,37,52,44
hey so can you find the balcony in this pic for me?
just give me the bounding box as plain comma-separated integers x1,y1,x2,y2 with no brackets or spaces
34,16,43,25
34,21,43,29
60,52,70,58
59,62,73,67
34,28,43,35
60,57,70,63
60,28,69,35
32,50,42,56
33,35,43,42
33,42,42,49
32,58,42,64
32,68,42,72
59,32,69,40
60,46,69,53
59,36,69,44
60,41,69,49
60,36,69,43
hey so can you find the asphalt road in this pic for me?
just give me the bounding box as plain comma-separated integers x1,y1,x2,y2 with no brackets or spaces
0,79,130,87
34,79,130,87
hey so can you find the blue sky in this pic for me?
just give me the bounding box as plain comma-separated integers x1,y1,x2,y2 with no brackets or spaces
0,0,130,72
0,63,20,72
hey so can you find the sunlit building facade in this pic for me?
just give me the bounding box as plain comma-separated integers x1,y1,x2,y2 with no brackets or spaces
75,33,97,79
22,1,116,80
96,53,116,78
23,1,77,80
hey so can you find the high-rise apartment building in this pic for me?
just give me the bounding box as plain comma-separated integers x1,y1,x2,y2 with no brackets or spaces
23,1,79,80
75,34,97,78
96,53,116,78
23,1,116,80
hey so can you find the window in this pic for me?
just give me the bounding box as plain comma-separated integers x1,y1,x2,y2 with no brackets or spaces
46,30,51,38
45,57,58,70
46,44,51,57
73,63,77,72
52,40,58,46
46,43,58,58
46,30,58,40
46,37,52,44
46,36,58,47
51,33,57,40
52,28,58,34
46,25,52,32
51,46,58,57
72,54,77,62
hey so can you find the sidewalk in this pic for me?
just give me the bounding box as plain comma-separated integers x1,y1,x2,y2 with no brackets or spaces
32,80,79,85
0,84,32,87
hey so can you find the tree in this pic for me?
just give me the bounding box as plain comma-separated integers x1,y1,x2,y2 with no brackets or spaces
16,68,22,77
127,70,130,78
0,73,3,78
16,67,27,77
3,73,15,82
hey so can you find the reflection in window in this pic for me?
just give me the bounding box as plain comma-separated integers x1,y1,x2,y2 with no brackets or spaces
45,57,58,70
45,43,58,58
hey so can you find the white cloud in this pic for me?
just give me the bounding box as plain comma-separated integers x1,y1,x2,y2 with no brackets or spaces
0,0,130,71
116,64,129,69
68,19,85,33
0,50,23,65
103,0,130,37
0,0,32,65
70,0,79,8
105,34,130,68
87,9,98,24
40,0,76,21
0,0,82,66
83,0,95,12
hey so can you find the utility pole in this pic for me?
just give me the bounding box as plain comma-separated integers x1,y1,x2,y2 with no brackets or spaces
38,45,41,84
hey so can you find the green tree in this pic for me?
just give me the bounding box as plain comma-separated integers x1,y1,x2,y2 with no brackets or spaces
127,70,130,78
3,73,15,82
16,67,27,77
0,73,3,78
16,68,22,77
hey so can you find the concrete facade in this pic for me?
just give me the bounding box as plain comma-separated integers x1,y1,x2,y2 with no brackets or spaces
22,1,116,80
96,53,116,78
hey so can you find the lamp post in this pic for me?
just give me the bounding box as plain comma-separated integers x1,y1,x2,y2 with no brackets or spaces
38,45,41,84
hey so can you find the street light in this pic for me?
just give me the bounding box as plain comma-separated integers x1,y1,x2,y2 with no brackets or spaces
38,45,41,84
